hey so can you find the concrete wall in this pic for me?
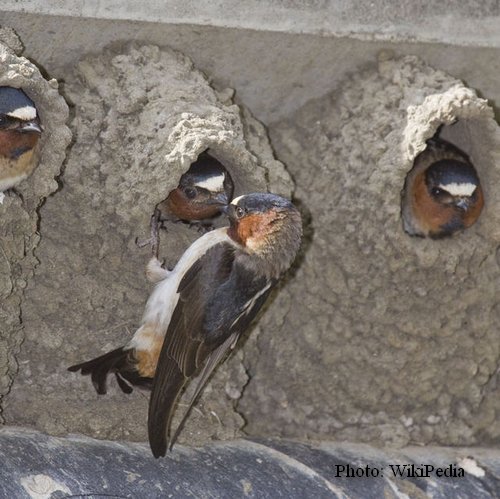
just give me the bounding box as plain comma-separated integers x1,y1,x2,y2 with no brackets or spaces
1,10,500,125
1,4,500,452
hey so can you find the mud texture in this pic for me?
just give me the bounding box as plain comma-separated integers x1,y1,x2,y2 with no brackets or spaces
241,54,500,448
3,44,292,446
0,29,70,423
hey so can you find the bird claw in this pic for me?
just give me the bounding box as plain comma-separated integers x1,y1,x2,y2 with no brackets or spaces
169,218,214,233
150,208,161,257
135,236,152,249
196,223,214,233
136,208,162,257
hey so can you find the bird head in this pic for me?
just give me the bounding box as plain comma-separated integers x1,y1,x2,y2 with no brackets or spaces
425,159,481,213
0,87,42,136
172,151,234,217
225,193,302,276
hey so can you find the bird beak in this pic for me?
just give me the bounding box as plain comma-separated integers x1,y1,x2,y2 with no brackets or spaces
20,120,42,134
455,198,471,211
209,192,229,206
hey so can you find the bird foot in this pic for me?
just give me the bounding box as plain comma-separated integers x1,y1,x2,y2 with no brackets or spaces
168,218,214,233
135,236,151,248
195,223,215,234
136,208,162,257
150,208,162,257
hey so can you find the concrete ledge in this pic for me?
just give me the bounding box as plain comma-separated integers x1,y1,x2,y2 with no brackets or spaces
2,0,500,47
1,427,499,498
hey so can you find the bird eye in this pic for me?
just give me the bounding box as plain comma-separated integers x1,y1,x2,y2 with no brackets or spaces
183,187,197,199
235,206,245,218
431,187,444,197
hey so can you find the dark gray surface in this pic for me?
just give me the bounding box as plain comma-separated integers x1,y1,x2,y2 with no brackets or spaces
1,427,499,498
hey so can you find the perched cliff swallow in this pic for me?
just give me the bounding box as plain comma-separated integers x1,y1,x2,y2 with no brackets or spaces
402,137,484,238
69,192,302,457
0,87,42,203
158,150,234,228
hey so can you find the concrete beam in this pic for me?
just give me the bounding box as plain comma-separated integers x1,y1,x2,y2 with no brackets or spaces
1,0,500,48
1,427,499,498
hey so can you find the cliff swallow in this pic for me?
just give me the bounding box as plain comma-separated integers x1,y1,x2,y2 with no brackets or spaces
0,87,42,203
402,137,484,238
69,193,302,457
158,150,234,229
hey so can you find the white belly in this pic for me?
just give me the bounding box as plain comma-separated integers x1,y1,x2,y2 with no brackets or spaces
128,227,232,350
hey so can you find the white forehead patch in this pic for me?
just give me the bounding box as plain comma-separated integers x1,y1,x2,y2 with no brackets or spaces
194,173,225,192
231,195,245,205
7,106,37,121
440,182,477,197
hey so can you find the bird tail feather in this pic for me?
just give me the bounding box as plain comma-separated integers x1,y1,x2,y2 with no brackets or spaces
68,347,152,395
148,360,185,458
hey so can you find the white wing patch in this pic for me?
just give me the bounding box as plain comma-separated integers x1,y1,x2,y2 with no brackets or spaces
7,105,37,121
243,282,272,311
440,182,477,197
231,282,272,328
194,173,225,192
